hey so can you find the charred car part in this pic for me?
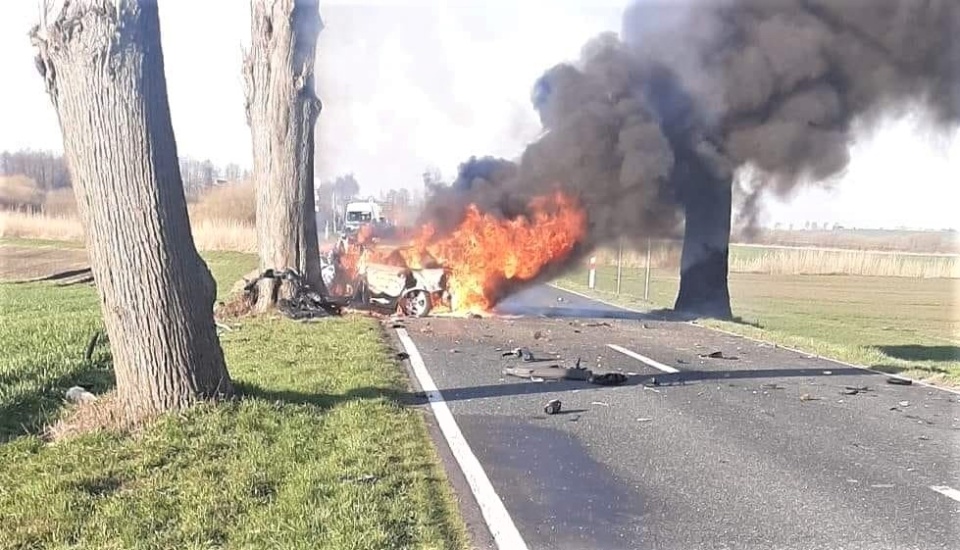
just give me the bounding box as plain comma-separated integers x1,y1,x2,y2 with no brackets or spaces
243,268,343,319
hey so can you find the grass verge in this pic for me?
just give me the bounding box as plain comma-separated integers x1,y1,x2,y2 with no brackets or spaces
0,248,467,550
555,266,960,386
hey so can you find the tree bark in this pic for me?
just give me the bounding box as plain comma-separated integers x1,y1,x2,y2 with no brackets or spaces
243,0,325,311
31,0,233,420
673,150,734,320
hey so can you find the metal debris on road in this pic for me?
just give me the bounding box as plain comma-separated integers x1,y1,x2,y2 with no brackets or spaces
699,350,739,360
503,364,592,381
842,386,870,395
898,400,910,407
502,347,535,361
887,377,913,386
544,399,562,415
637,417,652,422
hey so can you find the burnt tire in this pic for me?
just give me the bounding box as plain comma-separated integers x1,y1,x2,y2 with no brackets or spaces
400,289,431,317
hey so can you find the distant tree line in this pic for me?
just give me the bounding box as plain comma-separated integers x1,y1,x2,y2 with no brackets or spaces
0,149,70,190
0,148,250,201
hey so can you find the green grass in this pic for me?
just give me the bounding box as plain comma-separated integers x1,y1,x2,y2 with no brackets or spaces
0,236,86,250
556,266,960,385
0,249,466,550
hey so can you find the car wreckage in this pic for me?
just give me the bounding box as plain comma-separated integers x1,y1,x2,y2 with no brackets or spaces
321,235,452,317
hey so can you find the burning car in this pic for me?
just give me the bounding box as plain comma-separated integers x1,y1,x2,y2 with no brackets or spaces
354,262,451,317
320,240,452,317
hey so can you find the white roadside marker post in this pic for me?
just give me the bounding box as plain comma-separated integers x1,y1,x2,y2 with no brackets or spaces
588,256,597,289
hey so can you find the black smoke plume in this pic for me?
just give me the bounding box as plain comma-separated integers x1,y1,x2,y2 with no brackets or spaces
418,0,959,310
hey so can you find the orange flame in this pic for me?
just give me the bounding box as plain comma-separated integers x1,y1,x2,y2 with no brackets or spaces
331,191,587,314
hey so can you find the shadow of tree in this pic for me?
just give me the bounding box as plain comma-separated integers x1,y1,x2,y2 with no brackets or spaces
234,381,419,410
0,355,115,443
874,345,960,363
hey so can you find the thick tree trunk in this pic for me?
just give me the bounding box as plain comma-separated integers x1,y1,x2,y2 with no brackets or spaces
31,0,233,420
243,0,325,311
673,151,734,319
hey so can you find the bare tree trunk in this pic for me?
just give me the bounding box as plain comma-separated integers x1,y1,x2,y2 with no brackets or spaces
31,0,233,421
243,0,325,311
673,149,734,320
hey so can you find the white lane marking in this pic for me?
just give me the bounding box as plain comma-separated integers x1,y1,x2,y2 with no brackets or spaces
607,344,680,374
930,485,960,503
551,284,960,397
395,329,529,550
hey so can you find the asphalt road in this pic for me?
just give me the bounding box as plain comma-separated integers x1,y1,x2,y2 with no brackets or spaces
391,285,960,550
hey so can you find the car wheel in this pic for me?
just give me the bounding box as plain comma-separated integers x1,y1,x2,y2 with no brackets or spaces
400,289,431,317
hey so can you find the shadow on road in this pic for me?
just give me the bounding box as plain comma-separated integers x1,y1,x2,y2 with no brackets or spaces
422,366,874,403
493,304,662,321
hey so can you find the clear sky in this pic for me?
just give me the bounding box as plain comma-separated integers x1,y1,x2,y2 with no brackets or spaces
0,0,956,231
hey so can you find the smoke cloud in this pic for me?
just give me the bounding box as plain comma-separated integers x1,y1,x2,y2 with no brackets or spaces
418,0,959,250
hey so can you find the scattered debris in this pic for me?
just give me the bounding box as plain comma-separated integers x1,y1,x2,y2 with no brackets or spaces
650,377,660,386
395,352,410,361
760,383,785,390
899,401,910,407
870,484,895,489
215,321,234,333
533,330,544,340
676,359,689,365
590,401,610,407
823,370,833,375
65,386,97,404
502,347,534,361
584,322,612,328
390,322,404,329
544,399,562,415
699,351,739,360
503,364,591,382
841,386,871,395
800,393,819,401
887,377,913,386
449,349,460,354
918,435,931,441
637,417,652,423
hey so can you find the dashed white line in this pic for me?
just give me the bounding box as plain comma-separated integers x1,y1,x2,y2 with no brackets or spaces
394,328,529,550
929,485,960,503
607,344,680,374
